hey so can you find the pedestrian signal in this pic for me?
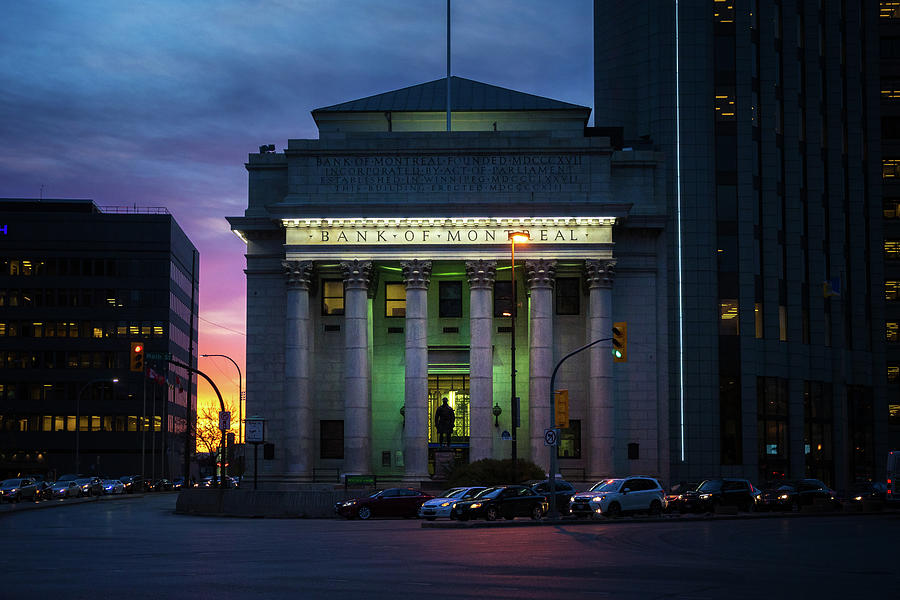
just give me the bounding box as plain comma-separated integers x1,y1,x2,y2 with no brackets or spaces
130,342,145,372
612,322,627,362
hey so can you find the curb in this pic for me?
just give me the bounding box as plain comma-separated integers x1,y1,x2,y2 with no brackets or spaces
0,492,166,515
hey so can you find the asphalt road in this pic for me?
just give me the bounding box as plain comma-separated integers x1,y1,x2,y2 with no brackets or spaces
1,494,897,599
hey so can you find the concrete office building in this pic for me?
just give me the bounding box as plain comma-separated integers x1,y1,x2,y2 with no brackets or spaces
229,77,669,486
0,200,199,480
594,0,885,487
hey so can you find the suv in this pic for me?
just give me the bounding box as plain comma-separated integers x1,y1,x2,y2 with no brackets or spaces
676,478,757,513
569,476,665,518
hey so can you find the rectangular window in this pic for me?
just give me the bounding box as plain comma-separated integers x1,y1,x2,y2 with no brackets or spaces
555,278,580,315
714,92,736,121
320,420,344,459
758,376,789,483
804,381,834,485
886,240,900,260
438,281,462,318
883,2,900,19
719,300,739,335
557,419,581,459
721,375,742,465
322,280,344,316
713,0,735,23
494,280,513,317
889,322,899,342
884,198,900,219
779,305,788,341
884,158,900,179
384,282,406,317
886,281,900,300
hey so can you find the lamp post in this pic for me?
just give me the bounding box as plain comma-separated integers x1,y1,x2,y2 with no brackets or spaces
76,378,117,474
200,354,242,444
508,230,530,483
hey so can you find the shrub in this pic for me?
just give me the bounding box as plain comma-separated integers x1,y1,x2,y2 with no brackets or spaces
445,458,545,487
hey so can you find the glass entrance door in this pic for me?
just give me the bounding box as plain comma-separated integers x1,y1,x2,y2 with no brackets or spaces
427,373,469,474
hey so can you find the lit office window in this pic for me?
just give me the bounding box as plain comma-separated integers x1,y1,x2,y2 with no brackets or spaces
754,303,764,339
885,199,900,219
322,280,344,316
713,0,735,23
720,300,739,335
886,280,900,300
887,240,900,259
883,158,900,179
888,322,899,342
883,79,900,99
889,365,899,383
715,93,736,121
385,282,406,317
881,1,900,19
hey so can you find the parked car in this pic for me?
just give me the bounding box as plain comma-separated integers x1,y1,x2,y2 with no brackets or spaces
152,479,174,492
846,481,887,504
569,476,665,518
526,479,576,515
758,479,841,511
449,485,548,521
75,477,105,497
50,480,82,499
336,488,433,520
0,478,39,502
102,479,125,495
675,478,758,513
34,481,53,501
418,486,486,520
173,477,185,489
664,481,700,512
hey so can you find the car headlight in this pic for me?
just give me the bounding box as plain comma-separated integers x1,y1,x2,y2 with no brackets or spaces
569,495,574,502
854,496,863,501
10,488,17,494
699,494,711,500
440,502,451,507
591,496,603,503
778,494,789,500
452,503,457,509
343,500,357,506
469,503,482,509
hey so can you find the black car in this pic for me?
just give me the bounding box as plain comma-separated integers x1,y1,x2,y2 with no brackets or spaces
527,479,575,515
758,479,841,511
847,481,887,504
675,478,757,513
450,485,548,521
664,481,700,512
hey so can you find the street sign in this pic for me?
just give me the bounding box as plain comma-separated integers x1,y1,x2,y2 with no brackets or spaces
543,428,559,447
245,419,264,443
219,411,231,430
146,352,172,361
500,430,512,441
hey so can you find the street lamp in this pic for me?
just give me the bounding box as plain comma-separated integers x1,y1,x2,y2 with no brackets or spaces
200,354,242,444
508,230,530,483
76,378,117,474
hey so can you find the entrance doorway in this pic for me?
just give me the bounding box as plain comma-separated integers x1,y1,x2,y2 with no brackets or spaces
427,373,469,474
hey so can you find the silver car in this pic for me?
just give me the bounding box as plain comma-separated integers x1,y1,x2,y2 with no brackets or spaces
0,478,38,502
569,476,665,518
418,486,487,520
102,479,125,495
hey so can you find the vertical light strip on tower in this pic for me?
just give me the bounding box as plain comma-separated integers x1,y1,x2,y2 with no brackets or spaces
446,0,451,132
674,0,685,461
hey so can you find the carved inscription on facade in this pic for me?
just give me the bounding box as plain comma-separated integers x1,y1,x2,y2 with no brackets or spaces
315,154,585,193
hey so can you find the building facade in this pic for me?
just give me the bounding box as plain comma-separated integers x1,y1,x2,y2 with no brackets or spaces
230,78,669,486
0,200,199,480
595,0,886,487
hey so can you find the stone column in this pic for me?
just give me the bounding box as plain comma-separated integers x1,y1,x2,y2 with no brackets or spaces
585,259,616,479
282,260,314,481
401,259,432,480
466,260,497,462
341,259,373,475
526,259,557,473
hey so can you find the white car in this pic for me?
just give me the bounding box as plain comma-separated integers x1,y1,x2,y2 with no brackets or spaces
569,477,665,518
418,486,486,520
102,479,125,495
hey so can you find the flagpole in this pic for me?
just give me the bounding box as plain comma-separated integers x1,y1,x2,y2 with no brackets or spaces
446,0,451,132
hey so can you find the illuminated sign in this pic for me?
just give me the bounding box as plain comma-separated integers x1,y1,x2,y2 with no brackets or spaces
283,217,614,246
0,225,7,235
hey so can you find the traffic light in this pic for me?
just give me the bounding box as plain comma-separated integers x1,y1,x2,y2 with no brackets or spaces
130,342,145,372
554,389,569,429
612,322,627,362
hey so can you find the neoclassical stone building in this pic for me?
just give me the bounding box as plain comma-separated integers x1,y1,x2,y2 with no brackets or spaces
229,77,668,487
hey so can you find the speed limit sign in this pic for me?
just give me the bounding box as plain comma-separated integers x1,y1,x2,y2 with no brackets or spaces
543,428,559,446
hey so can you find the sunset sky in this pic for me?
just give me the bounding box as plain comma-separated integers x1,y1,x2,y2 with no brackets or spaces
0,0,593,424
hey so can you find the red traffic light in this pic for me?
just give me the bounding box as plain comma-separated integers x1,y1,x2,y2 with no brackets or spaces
133,344,143,353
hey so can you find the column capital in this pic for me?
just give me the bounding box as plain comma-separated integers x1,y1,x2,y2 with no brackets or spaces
282,260,313,289
401,259,432,290
584,259,616,289
465,259,497,290
340,260,373,290
525,259,557,290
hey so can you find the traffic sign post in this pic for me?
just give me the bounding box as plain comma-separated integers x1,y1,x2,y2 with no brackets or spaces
543,428,559,447
245,416,266,490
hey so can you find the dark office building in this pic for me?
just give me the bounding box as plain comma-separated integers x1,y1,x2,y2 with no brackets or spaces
594,0,886,488
0,199,199,480
880,3,900,450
